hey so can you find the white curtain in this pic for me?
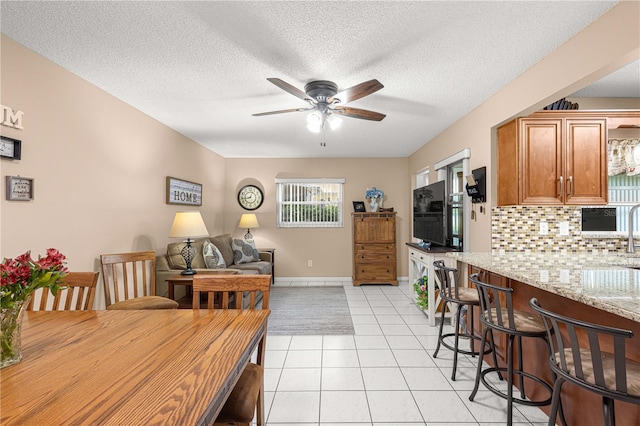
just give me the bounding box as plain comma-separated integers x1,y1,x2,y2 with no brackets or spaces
608,138,640,176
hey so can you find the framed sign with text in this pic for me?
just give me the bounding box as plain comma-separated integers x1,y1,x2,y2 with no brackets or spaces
6,176,34,201
1,136,22,160
166,176,202,206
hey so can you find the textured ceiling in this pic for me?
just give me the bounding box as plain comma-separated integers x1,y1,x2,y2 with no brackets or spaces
1,1,637,158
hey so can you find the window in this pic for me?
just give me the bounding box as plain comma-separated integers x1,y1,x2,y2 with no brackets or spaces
415,168,429,188
276,178,345,228
608,174,640,232
607,135,640,232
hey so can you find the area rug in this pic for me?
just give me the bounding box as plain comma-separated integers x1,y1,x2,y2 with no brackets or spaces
267,286,355,335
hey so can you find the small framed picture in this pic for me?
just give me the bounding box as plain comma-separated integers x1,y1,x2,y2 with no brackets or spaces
6,176,34,201
353,201,366,212
0,136,22,160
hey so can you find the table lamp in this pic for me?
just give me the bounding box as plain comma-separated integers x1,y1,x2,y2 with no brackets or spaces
239,213,260,242
169,211,209,275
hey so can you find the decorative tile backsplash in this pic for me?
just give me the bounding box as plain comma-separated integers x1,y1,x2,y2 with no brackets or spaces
492,206,629,252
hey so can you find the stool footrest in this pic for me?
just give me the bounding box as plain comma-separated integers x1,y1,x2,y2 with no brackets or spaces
438,332,493,357
479,367,553,407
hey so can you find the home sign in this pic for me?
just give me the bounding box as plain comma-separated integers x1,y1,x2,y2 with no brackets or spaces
1,105,24,130
165,176,202,206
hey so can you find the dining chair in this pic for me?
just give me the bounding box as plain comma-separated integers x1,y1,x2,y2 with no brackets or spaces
192,274,271,426
530,298,640,426
27,271,99,311
100,251,178,310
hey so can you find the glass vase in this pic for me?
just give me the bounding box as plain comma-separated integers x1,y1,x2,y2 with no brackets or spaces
1,297,30,368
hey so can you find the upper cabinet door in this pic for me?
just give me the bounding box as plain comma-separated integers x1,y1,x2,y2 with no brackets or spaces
564,118,608,205
519,118,564,205
497,113,610,206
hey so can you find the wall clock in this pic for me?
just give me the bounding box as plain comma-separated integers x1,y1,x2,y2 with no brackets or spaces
0,136,21,160
238,185,263,210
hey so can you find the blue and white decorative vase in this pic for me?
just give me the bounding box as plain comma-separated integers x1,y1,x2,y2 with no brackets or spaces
365,187,384,212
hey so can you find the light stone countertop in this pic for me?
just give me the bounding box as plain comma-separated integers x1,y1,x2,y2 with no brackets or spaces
448,252,640,323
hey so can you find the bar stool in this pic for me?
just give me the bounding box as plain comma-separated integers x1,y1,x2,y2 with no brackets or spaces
530,298,640,426
432,261,494,380
468,273,553,425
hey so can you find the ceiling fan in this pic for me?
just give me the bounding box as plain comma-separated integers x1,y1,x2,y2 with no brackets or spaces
252,78,386,132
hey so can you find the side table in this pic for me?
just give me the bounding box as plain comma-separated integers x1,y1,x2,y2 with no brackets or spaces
167,270,239,308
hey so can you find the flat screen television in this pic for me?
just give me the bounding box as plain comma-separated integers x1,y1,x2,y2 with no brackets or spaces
413,180,447,246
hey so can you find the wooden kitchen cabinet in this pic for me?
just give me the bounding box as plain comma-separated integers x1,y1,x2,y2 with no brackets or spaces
498,112,607,206
352,212,397,286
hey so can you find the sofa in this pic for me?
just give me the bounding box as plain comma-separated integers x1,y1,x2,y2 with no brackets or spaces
156,234,273,306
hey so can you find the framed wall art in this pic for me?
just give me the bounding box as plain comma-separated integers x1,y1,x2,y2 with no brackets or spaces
6,176,34,201
352,201,366,212
166,176,202,206
0,136,22,160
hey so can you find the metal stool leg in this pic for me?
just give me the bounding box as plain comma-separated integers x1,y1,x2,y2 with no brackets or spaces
507,334,515,426
548,378,564,426
433,301,448,358
451,303,464,380
517,335,526,399
469,327,489,401
603,396,616,426
489,329,503,381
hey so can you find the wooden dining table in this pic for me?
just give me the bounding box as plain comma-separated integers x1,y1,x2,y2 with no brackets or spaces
0,308,270,425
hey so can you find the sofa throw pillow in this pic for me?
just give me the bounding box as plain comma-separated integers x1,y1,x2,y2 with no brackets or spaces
209,234,235,267
231,238,259,264
203,240,226,269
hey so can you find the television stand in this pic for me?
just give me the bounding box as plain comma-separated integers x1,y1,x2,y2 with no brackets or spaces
406,242,459,326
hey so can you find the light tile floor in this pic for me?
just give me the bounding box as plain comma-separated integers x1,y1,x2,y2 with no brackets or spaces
260,280,552,425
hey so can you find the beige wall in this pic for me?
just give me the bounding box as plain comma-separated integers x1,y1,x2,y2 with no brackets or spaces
408,1,640,252
224,158,409,279
1,1,638,303
0,35,227,307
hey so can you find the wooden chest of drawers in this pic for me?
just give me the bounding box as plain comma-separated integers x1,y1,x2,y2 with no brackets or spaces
352,212,397,286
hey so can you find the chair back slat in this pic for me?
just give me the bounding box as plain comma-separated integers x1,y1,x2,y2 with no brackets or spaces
192,275,271,311
27,272,99,311
433,260,459,300
469,273,516,331
588,332,606,388
566,323,585,380
614,337,628,393
530,298,636,399
100,251,156,308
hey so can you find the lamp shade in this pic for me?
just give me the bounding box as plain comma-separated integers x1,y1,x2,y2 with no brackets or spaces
239,213,260,229
169,211,209,238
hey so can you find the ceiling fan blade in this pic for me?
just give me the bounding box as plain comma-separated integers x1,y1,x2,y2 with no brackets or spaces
267,78,314,102
333,106,386,121
329,79,384,104
252,107,311,117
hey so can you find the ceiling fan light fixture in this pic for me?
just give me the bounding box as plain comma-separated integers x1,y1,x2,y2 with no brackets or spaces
327,113,342,130
306,111,323,133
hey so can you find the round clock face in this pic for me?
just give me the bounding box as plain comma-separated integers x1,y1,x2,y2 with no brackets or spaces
238,185,264,210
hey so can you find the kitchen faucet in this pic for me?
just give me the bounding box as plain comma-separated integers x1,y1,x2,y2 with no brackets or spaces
628,203,640,253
